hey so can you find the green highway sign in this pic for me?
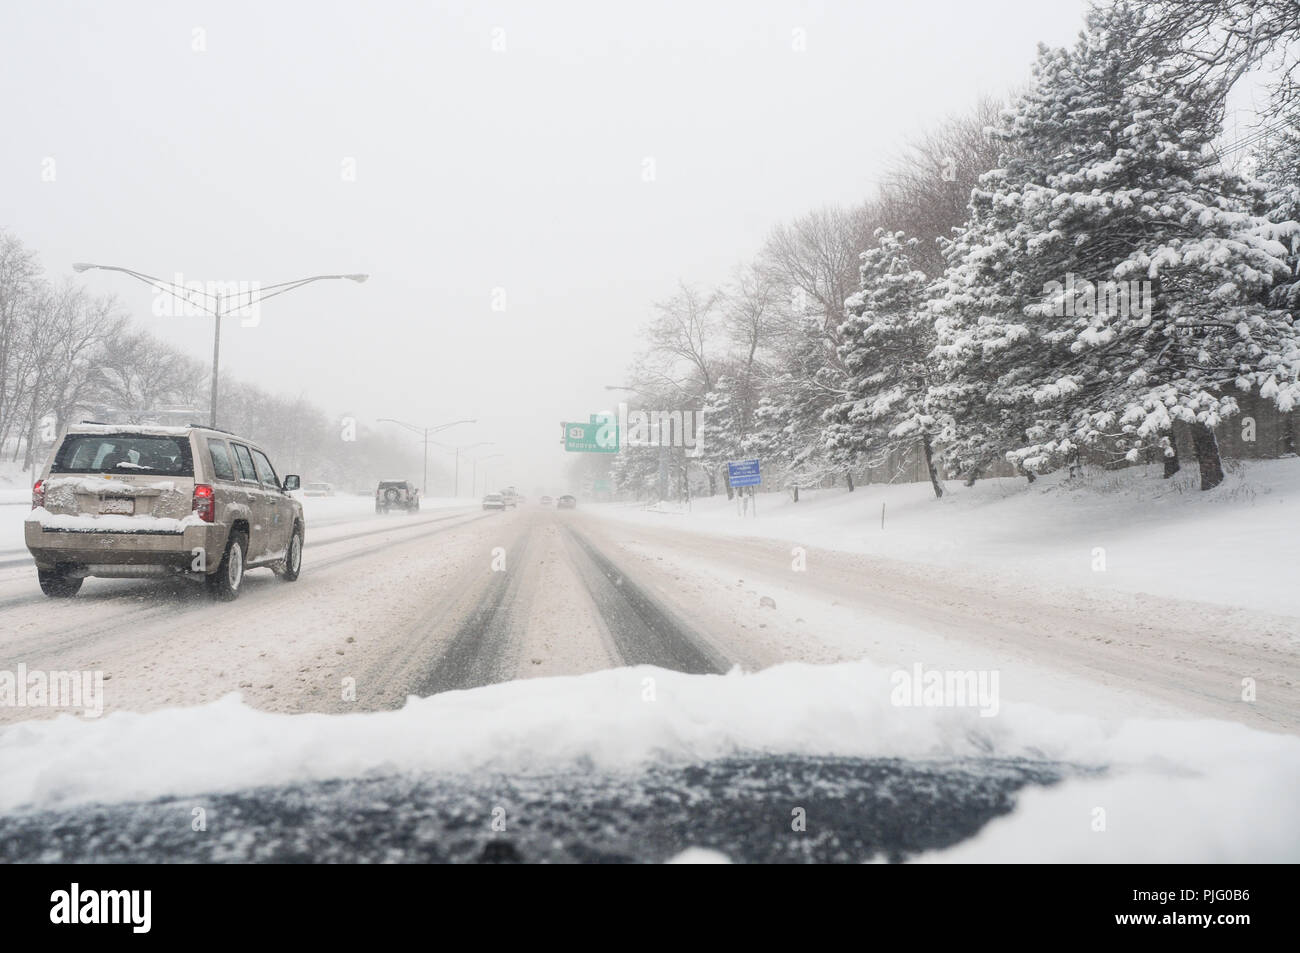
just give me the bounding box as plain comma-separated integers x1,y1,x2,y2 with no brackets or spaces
562,416,619,453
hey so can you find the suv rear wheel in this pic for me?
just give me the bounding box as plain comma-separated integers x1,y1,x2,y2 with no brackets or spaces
38,564,83,598
207,530,247,601
273,525,304,582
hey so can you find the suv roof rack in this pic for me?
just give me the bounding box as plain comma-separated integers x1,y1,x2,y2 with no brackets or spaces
189,423,239,436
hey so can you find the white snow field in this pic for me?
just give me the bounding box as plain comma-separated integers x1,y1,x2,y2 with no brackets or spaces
2,660,1297,862
595,458,1300,616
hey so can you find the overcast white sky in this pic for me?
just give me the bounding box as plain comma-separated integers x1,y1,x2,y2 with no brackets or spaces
3,0,1092,490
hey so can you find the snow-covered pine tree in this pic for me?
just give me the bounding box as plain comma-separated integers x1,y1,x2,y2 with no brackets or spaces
924,20,1136,485
746,318,841,500
1253,103,1300,454
1044,6,1299,488
698,376,752,499
825,230,947,497
1255,104,1300,310
934,3,1299,490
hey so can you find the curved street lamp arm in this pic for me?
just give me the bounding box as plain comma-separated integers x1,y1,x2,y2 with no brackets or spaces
244,274,366,306
74,264,222,314
376,417,425,437
429,418,476,434
73,265,368,314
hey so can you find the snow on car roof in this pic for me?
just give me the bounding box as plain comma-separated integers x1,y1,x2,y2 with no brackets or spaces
68,423,194,437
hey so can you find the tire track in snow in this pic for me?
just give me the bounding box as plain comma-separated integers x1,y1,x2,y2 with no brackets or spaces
561,523,728,675
411,522,539,696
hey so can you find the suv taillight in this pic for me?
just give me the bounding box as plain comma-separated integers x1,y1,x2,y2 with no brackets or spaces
32,479,44,510
193,484,215,522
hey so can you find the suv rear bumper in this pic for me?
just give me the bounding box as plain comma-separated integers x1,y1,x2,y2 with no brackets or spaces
25,522,225,574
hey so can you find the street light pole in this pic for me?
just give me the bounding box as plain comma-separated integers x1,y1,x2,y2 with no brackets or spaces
470,452,504,498
209,293,222,428
426,440,493,498
377,418,477,496
72,263,368,428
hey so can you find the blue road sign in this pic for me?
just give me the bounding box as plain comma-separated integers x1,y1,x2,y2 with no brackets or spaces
728,459,761,487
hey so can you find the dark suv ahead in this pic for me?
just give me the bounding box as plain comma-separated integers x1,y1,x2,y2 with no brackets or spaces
375,480,420,514
26,424,305,600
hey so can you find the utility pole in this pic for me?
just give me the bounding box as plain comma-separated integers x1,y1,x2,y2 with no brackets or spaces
430,441,491,498
471,452,504,498
209,293,222,428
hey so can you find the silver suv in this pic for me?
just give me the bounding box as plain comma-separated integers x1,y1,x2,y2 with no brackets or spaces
25,424,305,601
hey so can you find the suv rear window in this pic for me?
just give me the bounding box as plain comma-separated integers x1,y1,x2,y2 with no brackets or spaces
52,434,193,476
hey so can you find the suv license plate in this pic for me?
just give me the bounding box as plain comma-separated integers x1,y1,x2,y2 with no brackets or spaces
100,499,134,515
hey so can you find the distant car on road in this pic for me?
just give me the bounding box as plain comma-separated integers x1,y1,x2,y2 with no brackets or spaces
482,492,506,511
375,480,419,514
557,495,577,509
539,495,554,506
303,482,334,497
26,423,305,601
500,488,519,509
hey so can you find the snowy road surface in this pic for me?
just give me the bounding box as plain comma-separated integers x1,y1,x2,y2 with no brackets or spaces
1,498,1296,733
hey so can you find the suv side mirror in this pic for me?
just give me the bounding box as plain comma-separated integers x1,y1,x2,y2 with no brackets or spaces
282,474,301,492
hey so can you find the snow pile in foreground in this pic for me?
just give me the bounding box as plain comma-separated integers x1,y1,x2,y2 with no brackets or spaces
2,659,1297,861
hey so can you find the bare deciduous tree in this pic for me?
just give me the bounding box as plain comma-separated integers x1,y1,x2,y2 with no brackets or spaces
759,203,878,349
1128,0,1300,108
875,96,1007,278
646,281,721,397
96,328,207,424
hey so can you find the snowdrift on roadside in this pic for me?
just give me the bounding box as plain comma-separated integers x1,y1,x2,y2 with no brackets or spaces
595,458,1300,616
